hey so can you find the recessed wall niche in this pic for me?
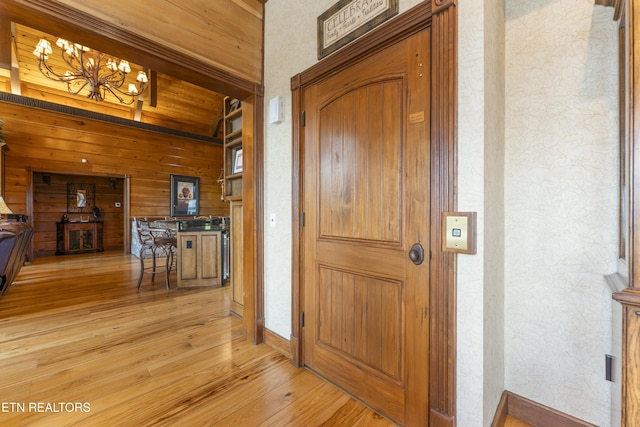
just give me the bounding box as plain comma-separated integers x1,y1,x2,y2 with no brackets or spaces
32,172,125,257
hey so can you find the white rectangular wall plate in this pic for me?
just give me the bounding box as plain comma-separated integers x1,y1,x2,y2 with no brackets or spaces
269,96,284,124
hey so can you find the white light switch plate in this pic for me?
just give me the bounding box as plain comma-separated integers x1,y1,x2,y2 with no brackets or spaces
269,96,284,124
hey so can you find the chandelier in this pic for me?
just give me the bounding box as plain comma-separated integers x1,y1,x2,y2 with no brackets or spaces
33,38,148,105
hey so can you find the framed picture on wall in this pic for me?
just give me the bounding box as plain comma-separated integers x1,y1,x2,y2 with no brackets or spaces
170,175,199,217
67,182,95,213
232,148,243,174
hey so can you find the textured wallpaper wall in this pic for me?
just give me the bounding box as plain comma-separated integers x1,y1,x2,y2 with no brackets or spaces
262,0,422,340
504,1,618,425
457,0,489,424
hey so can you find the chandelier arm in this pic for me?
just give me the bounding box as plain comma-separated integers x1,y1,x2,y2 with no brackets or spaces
60,49,84,77
98,71,127,89
65,80,91,96
37,59,75,81
76,49,95,81
102,85,135,105
110,82,146,98
95,52,129,89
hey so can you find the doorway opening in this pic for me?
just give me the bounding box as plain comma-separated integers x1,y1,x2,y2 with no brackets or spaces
31,171,127,258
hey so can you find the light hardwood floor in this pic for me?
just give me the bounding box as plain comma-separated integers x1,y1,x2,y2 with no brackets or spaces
504,416,534,427
0,251,393,426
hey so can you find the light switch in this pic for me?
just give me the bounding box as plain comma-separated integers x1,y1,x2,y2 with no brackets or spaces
269,96,284,124
442,212,476,254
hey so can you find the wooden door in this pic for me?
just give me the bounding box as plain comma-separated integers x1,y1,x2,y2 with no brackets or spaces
302,29,431,425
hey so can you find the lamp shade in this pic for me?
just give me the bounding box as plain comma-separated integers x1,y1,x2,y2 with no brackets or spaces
0,196,13,215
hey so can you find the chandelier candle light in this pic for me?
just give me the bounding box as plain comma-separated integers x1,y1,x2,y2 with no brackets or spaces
33,38,148,105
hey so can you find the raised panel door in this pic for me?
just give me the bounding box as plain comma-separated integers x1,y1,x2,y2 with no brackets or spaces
303,30,431,424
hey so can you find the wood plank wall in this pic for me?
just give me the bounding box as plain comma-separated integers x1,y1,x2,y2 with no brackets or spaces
16,0,265,85
1,100,229,257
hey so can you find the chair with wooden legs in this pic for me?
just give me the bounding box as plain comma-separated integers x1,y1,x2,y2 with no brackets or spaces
134,217,177,290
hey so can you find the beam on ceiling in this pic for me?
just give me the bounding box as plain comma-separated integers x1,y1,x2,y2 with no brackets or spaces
148,69,157,108
9,23,21,95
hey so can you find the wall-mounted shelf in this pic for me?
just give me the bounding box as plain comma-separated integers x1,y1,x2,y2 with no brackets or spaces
223,97,243,201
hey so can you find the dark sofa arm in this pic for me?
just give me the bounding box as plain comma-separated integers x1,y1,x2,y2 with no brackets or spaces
0,222,33,296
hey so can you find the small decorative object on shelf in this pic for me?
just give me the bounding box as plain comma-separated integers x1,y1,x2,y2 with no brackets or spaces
232,148,243,174
217,168,225,201
229,98,241,112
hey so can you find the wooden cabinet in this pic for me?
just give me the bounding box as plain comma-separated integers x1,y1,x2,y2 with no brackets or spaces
230,201,243,316
56,222,103,255
612,289,640,427
176,230,223,288
623,302,640,425
617,290,640,411
223,97,243,201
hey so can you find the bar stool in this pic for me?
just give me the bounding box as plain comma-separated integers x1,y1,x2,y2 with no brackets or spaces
135,218,177,290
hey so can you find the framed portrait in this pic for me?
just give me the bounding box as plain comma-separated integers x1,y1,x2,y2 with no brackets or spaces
233,148,243,174
170,175,199,217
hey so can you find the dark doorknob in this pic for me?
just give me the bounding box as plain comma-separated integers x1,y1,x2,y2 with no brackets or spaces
409,243,424,265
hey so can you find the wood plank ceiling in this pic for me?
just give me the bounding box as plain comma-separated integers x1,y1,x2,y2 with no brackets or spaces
0,23,226,139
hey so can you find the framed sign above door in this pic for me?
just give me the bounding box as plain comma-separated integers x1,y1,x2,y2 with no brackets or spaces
317,0,398,59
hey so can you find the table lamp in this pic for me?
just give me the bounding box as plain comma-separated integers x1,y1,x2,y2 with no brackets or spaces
0,196,13,220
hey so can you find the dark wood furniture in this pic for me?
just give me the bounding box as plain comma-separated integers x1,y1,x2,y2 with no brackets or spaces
56,221,103,255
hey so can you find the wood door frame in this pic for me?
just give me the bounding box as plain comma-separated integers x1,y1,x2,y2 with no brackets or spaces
290,1,458,424
0,0,265,344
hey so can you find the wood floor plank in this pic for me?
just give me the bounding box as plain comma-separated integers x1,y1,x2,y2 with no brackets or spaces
256,381,359,426
214,368,338,426
0,252,393,425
